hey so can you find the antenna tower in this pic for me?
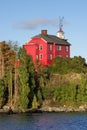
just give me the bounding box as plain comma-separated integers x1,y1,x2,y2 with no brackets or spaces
59,17,64,30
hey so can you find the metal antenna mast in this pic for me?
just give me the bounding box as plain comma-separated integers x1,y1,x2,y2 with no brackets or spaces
59,17,64,30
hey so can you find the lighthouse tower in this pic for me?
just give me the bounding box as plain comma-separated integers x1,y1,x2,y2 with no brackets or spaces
57,17,65,39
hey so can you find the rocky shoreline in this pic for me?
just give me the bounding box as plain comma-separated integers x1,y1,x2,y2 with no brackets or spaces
0,104,87,114
39,105,87,112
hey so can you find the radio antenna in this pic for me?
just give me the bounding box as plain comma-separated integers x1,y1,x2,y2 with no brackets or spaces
59,16,64,30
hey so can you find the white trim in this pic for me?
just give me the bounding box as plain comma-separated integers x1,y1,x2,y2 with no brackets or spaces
36,55,38,59
29,42,37,45
57,55,62,57
66,55,69,57
56,45,61,50
27,38,32,43
49,54,52,60
39,45,43,50
66,46,68,52
41,38,47,43
49,45,52,50
39,54,43,60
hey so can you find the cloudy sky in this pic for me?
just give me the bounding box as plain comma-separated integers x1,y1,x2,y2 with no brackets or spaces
0,0,87,60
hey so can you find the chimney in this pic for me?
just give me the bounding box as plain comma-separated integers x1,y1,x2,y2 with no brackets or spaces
41,30,47,35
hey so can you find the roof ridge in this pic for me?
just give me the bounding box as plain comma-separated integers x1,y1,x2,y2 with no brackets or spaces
31,34,70,45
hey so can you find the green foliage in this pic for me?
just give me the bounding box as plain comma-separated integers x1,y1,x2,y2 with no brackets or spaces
76,76,87,103
0,41,16,106
49,56,87,74
32,95,38,108
18,48,30,109
42,75,87,106
0,79,6,108
37,90,43,105
1,41,87,110
18,66,30,109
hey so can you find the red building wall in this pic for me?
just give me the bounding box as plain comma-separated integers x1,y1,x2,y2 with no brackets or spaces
47,44,70,65
55,45,70,58
47,43,54,65
24,37,70,66
24,44,36,62
24,38,48,65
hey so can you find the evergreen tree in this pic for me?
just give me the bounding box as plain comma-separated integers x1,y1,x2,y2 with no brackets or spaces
18,48,30,110
0,41,16,107
0,79,6,108
18,65,30,109
18,47,36,109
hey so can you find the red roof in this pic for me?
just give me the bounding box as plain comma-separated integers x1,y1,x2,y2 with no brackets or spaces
58,28,64,33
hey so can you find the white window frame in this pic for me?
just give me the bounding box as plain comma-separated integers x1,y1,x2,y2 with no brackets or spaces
66,46,68,52
66,55,69,58
49,45,52,50
39,54,43,60
57,55,62,57
57,45,61,50
49,54,52,60
39,45,43,50
36,55,38,60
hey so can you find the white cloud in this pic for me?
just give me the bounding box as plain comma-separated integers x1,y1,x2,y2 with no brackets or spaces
17,18,59,30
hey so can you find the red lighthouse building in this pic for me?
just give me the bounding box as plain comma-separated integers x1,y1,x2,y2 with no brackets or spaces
24,29,70,66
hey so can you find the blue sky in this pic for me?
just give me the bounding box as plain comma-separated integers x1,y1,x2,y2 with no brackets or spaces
0,0,87,60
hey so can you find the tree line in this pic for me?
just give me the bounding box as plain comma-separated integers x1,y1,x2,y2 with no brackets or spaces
43,56,87,107
0,41,50,111
0,41,87,110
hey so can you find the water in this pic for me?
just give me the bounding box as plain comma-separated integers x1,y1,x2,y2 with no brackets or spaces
0,112,87,130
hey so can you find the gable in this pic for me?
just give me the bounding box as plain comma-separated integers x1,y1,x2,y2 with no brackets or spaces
27,37,47,45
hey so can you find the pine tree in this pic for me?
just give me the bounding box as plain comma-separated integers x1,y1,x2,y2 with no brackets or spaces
0,79,6,108
0,41,16,108
18,48,31,110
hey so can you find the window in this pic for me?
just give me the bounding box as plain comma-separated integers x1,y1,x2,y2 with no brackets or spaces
39,45,43,50
57,45,61,50
66,55,68,57
36,55,38,60
39,54,43,60
49,54,52,60
49,45,52,50
66,46,68,52
57,55,61,57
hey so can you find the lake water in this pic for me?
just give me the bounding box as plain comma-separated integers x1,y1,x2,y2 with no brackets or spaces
0,112,87,130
